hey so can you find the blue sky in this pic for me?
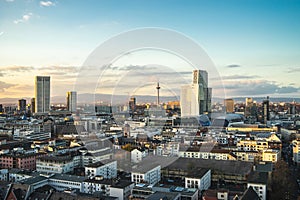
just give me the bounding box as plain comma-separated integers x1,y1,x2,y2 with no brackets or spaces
0,0,300,100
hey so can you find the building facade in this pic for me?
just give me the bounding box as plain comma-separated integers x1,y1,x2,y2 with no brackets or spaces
131,165,161,185
224,99,234,113
85,160,117,179
35,76,50,113
18,99,26,113
36,155,75,174
180,70,212,117
185,169,211,191
67,91,77,112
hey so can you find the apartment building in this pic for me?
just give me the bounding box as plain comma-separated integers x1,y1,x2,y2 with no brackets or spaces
132,164,161,185
85,159,117,179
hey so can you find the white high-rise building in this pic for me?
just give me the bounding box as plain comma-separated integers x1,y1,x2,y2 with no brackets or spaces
180,70,211,117
180,84,199,116
67,91,77,112
35,76,50,113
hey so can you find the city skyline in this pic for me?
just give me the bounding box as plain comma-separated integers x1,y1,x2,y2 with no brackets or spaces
0,0,300,101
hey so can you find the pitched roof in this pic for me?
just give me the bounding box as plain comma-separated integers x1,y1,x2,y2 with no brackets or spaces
240,186,260,200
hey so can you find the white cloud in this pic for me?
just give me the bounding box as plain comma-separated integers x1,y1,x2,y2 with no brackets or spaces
40,1,55,7
0,32,3,37
5,0,15,2
0,81,16,93
14,13,33,24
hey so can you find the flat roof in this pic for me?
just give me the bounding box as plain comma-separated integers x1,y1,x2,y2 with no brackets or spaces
83,178,133,189
146,191,180,200
85,159,116,168
38,155,73,162
255,163,273,172
51,173,87,182
185,168,210,179
247,171,268,185
131,156,177,173
21,176,47,185
163,157,253,176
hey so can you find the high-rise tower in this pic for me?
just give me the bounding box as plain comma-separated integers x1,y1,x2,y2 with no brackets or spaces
181,70,212,117
35,76,50,113
18,99,26,113
67,91,77,112
263,96,270,124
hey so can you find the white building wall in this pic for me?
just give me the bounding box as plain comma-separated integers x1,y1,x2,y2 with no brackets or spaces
131,149,147,163
110,187,124,200
185,170,211,191
0,169,8,181
181,85,199,117
247,183,267,200
85,161,117,179
82,182,110,194
36,159,74,174
131,165,161,185
49,179,82,191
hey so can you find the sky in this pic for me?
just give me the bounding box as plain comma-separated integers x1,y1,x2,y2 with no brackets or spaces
0,0,300,103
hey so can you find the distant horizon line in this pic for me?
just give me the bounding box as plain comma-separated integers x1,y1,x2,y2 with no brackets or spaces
0,94,299,106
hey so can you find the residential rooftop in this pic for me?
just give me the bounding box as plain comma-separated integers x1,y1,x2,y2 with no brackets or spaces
163,157,253,176
247,171,268,185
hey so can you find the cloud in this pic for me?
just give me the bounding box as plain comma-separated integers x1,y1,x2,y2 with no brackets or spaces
5,0,14,2
286,67,300,73
218,75,260,80
40,1,55,7
107,64,191,76
75,64,191,97
14,13,33,24
41,66,78,72
39,66,79,77
221,80,299,96
0,32,3,37
11,84,33,92
0,72,4,77
226,64,241,68
0,66,34,72
0,81,16,92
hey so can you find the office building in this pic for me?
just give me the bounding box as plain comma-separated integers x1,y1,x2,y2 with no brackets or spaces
224,99,234,113
185,169,211,191
262,96,270,124
129,97,136,116
131,164,161,185
0,104,3,113
18,99,26,113
35,76,50,113
66,91,77,112
85,160,117,179
181,70,212,117
30,98,35,113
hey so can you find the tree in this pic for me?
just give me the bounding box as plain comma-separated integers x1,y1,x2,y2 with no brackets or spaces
270,160,297,200
122,144,133,152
